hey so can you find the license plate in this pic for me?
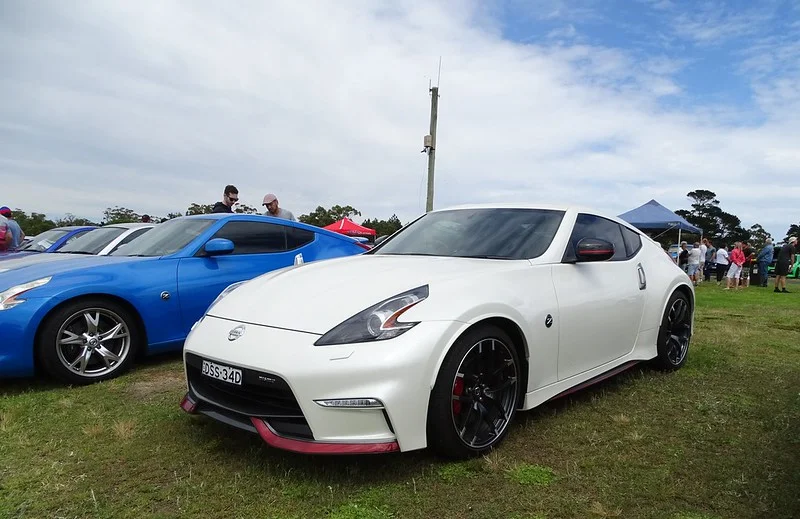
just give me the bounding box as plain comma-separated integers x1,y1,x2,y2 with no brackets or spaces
201,360,242,385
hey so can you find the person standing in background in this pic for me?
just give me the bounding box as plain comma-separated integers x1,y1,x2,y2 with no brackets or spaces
756,238,774,288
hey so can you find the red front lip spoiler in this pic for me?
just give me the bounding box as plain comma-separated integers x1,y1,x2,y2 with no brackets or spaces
250,418,400,455
181,392,400,455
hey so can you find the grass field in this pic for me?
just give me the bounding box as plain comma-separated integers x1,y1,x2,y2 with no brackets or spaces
1,280,798,519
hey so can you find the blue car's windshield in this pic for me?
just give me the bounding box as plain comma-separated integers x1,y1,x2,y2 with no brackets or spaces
58,227,126,255
371,208,565,260
111,219,212,257
17,229,70,252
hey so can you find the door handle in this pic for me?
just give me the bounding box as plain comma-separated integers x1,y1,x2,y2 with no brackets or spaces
637,263,647,290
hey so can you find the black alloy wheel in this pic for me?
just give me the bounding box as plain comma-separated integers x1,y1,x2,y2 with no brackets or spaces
427,324,521,458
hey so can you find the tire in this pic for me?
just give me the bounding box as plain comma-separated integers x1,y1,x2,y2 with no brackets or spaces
427,324,521,459
652,291,691,371
37,298,141,385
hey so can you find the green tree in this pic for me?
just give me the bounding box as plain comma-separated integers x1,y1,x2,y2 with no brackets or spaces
185,203,215,216
675,190,723,239
298,205,361,227
102,206,140,225
55,213,99,227
784,223,800,244
361,214,403,237
747,224,771,249
164,212,184,220
235,204,259,214
10,209,56,235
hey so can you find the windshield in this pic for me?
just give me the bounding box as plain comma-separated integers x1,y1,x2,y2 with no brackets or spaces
111,218,212,257
58,227,127,255
373,208,565,259
17,229,70,252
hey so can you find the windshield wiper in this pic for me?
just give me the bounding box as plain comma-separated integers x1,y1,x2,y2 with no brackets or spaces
56,251,94,255
456,255,512,259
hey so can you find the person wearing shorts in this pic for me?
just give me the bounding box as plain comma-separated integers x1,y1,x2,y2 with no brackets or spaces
774,237,797,293
726,242,745,290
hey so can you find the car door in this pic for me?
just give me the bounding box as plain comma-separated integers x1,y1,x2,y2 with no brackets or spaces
551,214,646,381
175,220,310,334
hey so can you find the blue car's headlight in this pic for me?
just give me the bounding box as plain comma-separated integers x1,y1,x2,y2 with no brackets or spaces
0,277,52,311
314,285,429,346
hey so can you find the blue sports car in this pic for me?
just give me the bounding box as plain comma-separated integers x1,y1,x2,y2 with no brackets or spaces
0,214,367,384
1,225,97,259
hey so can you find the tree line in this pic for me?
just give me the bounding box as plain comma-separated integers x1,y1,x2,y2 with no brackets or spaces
9,204,404,238
670,189,797,249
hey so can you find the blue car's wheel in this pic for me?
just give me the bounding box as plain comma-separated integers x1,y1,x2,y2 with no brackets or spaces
37,298,141,384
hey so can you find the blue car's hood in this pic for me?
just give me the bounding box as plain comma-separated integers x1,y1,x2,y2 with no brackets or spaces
0,255,151,291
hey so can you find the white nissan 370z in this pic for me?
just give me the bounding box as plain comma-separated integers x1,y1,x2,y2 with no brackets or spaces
179,204,694,459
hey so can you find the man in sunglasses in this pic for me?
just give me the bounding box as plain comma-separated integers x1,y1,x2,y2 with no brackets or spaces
212,185,239,213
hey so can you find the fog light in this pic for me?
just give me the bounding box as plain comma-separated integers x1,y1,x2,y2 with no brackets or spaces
314,398,384,409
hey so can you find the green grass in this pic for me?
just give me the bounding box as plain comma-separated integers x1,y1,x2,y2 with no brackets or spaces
1,280,798,518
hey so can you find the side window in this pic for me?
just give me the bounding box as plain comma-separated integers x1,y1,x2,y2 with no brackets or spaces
208,221,287,254
621,226,642,258
286,227,315,250
110,228,150,254
563,214,627,262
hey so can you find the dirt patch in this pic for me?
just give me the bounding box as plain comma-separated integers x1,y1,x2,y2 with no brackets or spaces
125,371,185,401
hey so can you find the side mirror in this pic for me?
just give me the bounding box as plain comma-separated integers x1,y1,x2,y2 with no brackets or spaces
204,238,234,256
575,238,615,262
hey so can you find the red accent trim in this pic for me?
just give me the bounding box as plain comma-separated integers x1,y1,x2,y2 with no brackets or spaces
547,361,640,402
250,418,400,455
581,249,613,255
180,393,198,413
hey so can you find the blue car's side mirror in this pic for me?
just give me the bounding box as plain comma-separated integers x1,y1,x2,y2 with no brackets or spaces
204,238,235,256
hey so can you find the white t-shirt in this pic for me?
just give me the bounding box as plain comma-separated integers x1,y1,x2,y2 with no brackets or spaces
699,244,708,261
716,248,729,265
688,248,702,265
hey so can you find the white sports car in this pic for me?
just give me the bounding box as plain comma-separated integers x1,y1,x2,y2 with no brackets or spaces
180,204,694,458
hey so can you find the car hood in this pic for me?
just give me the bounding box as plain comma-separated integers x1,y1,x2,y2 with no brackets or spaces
0,252,95,273
0,255,148,291
206,254,524,333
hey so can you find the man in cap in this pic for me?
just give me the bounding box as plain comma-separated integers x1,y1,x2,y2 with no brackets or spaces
0,206,24,249
262,193,296,221
774,236,797,293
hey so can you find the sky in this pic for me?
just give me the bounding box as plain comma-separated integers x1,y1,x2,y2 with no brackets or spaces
1,0,798,239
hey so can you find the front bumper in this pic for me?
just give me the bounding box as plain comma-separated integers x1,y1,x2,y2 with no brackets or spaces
180,314,461,454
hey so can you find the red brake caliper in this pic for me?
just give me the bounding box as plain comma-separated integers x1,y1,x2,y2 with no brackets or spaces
452,376,464,415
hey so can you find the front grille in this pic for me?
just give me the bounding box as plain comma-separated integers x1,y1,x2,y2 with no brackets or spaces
186,352,313,440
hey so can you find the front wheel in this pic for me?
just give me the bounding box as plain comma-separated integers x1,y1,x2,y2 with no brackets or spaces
37,299,141,384
427,325,521,459
653,291,692,371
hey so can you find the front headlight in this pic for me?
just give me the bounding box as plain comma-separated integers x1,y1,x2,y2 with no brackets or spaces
205,280,247,315
314,285,429,346
0,277,52,311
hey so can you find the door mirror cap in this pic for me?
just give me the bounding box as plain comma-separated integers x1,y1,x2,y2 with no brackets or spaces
576,238,615,262
204,238,235,256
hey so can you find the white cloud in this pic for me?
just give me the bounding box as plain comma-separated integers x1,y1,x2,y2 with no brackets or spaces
0,0,796,239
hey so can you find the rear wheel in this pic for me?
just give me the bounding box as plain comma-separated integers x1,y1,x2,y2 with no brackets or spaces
427,325,521,459
653,291,692,371
37,298,141,384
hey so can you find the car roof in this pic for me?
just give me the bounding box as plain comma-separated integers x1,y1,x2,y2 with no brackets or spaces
51,225,97,231
102,223,154,230
429,203,639,230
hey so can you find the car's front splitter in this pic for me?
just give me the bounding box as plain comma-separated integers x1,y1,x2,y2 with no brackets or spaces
180,391,400,455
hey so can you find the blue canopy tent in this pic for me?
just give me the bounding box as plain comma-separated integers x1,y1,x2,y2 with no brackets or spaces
618,199,702,246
